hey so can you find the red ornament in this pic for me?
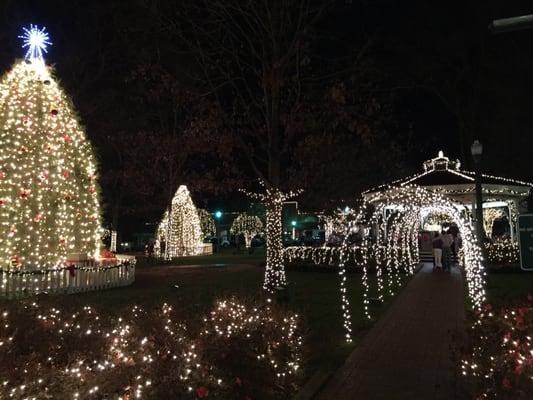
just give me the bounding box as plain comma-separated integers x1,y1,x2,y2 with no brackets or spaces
10,255,20,267
21,116,29,124
89,186,96,194
63,134,72,143
59,238,66,245
33,214,42,223
195,387,209,398
50,109,58,116
0,199,5,207
100,249,116,259
62,170,70,178
0,171,5,179
64,193,72,201
19,190,29,199
20,145,28,153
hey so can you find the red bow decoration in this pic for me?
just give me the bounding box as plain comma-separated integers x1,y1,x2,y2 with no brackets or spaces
65,264,76,277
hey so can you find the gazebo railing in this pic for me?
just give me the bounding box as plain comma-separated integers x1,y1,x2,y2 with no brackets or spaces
0,255,136,299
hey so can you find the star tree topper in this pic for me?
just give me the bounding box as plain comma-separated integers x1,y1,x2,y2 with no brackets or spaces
18,24,52,62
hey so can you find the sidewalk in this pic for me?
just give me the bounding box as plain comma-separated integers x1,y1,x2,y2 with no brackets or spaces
315,263,467,400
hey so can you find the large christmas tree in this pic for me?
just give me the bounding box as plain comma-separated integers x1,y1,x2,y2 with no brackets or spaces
0,26,101,270
154,185,203,258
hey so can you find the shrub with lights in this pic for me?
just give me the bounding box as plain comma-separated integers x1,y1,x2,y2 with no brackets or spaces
154,185,204,259
461,296,533,399
0,25,101,270
485,238,520,265
0,297,302,399
230,212,264,247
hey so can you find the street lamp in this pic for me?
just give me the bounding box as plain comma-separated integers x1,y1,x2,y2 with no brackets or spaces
214,210,223,253
490,14,533,33
471,140,485,244
291,220,297,240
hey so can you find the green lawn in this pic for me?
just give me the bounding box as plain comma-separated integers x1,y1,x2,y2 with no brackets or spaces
485,267,533,307
16,249,410,380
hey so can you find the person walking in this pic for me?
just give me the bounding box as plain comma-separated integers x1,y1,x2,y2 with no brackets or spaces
441,230,454,272
432,232,443,271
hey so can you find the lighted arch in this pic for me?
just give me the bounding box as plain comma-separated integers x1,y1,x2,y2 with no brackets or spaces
338,185,486,342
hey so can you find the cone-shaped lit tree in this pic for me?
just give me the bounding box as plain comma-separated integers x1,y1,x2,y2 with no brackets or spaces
0,26,101,270
154,185,203,258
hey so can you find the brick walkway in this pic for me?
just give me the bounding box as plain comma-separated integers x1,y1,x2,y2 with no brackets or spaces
315,263,467,400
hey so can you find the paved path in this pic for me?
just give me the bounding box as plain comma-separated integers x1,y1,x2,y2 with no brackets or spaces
315,263,467,400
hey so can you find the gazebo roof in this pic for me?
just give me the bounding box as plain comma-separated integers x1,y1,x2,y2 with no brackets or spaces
364,151,533,196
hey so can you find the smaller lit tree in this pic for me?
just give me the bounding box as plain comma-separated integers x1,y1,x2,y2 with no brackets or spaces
154,185,203,258
197,209,216,237
230,213,264,248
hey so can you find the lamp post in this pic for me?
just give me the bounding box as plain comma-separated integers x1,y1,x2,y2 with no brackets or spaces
291,220,297,240
214,210,223,253
490,14,533,33
471,140,485,244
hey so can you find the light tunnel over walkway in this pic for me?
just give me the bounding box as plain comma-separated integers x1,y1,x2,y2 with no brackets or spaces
337,185,486,341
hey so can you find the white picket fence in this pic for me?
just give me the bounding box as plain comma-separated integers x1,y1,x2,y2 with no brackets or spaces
0,255,136,299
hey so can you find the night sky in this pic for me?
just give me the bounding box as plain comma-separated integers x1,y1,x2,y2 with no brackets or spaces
1,0,533,234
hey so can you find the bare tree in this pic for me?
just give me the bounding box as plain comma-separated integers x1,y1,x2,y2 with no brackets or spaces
147,0,330,289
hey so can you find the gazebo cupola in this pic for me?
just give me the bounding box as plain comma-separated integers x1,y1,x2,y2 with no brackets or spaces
423,151,461,172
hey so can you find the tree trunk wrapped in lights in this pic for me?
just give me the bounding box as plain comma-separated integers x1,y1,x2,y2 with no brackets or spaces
154,185,203,259
0,57,102,270
230,212,263,247
243,184,301,291
265,194,286,289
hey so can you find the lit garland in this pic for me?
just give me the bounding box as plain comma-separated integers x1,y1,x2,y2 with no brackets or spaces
284,245,365,266
154,185,204,259
197,208,216,237
242,182,302,291
0,30,102,271
230,212,264,247
0,297,302,399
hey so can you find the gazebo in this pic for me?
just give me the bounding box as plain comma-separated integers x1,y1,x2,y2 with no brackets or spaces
363,151,533,242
